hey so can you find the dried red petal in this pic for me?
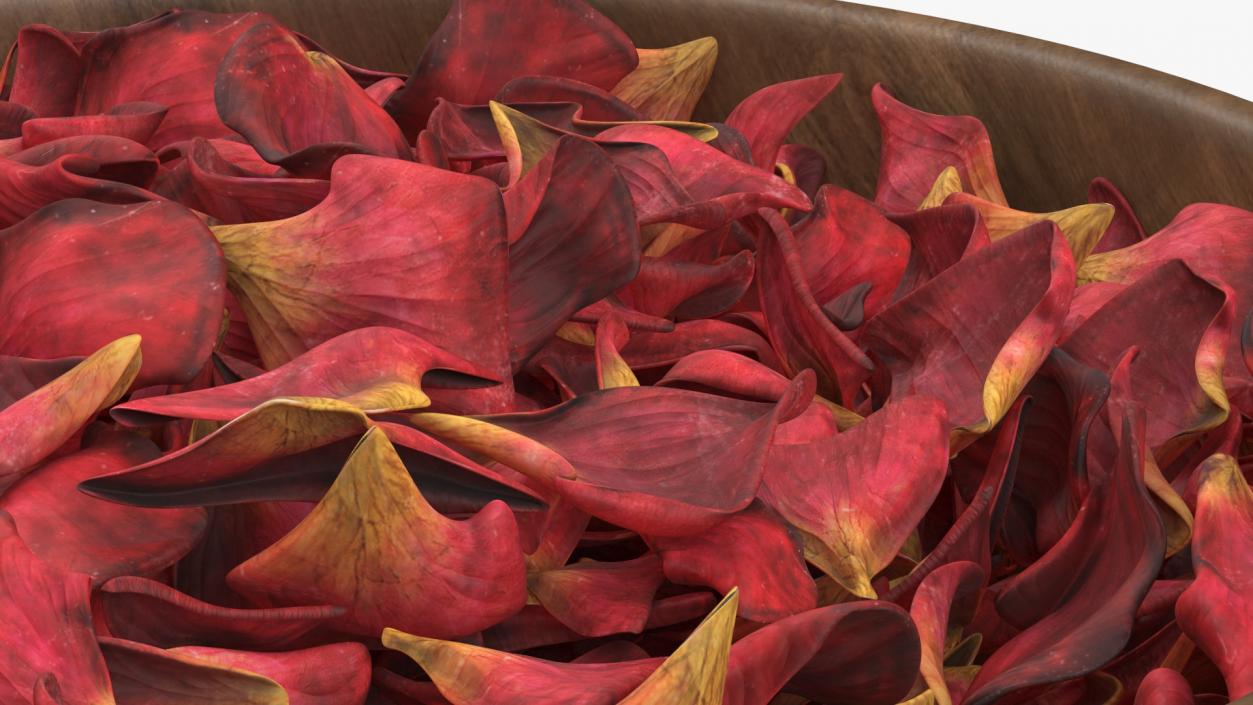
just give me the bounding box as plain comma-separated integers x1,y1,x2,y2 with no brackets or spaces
725,74,842,169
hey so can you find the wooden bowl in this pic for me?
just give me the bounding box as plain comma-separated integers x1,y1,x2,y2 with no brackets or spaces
5,0,1251,230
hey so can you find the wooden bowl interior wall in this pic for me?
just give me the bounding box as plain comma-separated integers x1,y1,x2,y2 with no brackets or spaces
4,0,1251,231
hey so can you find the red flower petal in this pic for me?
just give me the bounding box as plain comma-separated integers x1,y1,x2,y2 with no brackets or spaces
0,512,113,705
21,102,168,148
113,327,498,424
908,561,985,705
99,636,287,704
756,208,873,405
650,501,818,623
505,137,640,366
528,554,665,637
616,250,755,321
412,372,814,537
1088,177,1146,253
497,76,644,121
6,24,83,118
227,427,527,638
611,37,718,121
1135,669,1196,705
0,145,160,227
215,23,411,177
213,155,511,410
168,643,371,705
871,84,1007,212
77,10,275,148
97,575,342,650
725,73,842,169
0,336,140,491
0,425,205,585
385,0,637,135
761,395,950,598
0,199,225,386
964,402,1165,705
886,203,990,298
1175,454,1253,700
862,220,1075,445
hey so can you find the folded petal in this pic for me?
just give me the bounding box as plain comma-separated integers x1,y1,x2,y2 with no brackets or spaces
762,601,921,705
794,184,910,318
0,199,225,385
528,554,664,637
964,405,1166,705
0,426,205,585
385,0,637,135
412,373,814,536
862,220,1075,445
0,512,115,705
152,137,329,224
227,427,527,638
756,208,874,404
21,102,168,148
616,250,754,321
1088,177,1146,253
497,76,643,121
98,576,342,650
505,136,640,366
761,395,950,598
381,629,661,704
6,24,83,118
99,637,286,705
113,327,497,424
887,203,991,298
0,148,160,227
213,155,511,410
77,10,276,148
168,643,371,705
872,84,1007,212
1175,454,1253,700
725,74,842,169
618,589,739,705
909,562,986,705
1062,260,1231,458
947,191,1114,265
650,501,817,623
215,23,410,176
0,336,140,491
611,38,718,121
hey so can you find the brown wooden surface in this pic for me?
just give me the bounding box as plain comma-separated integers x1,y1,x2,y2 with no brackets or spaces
4,0,1251,231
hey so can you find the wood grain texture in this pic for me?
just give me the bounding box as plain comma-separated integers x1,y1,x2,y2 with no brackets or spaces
3,0,1250,231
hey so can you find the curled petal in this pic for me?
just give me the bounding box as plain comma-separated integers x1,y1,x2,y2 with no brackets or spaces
227,427,527,638
1088,177,1146,253
611,37,718,121
0,148,160,227
497,75,643,121
761,395,950,598
616,250,755,321
99,637,286,705
413,373,814,537
1176,454,1253,700
0,336,140,491
726,74,842,169
113,326,498,424
862,220,1075,445
21,102,167,148
887,202,990,298
215,23,410,176
168,643,371,705
618,589,739,705
872,84,1006,212
98,576,343,650
6,24,83,117
529,554,664,637
1135,669,1195,705
947,191,1114,266
0,199,225,385
909,562,986,705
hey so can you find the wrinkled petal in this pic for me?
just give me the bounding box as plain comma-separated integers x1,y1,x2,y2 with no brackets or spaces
761,395,950,598
0,199,225,385
227,427,527,638
215,23,410,176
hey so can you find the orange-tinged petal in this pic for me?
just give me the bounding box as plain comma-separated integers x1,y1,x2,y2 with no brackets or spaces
947,191,1114,266
0,334,140,492
227,427,526,638
909,562,985,705
611,38,718,121
99,637,287,705
617,588,739,705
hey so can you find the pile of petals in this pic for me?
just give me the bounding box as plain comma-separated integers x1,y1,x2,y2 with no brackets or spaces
2,1,1252,704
